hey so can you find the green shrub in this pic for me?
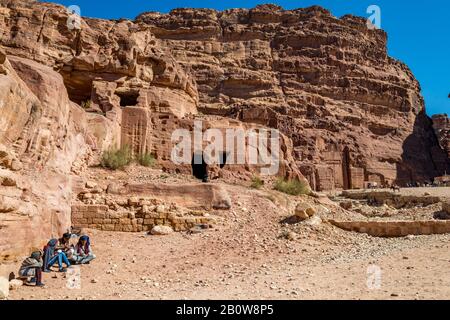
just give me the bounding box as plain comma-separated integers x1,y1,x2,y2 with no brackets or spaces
274,178,310,196
137,152,156,167
250,176,264,189
81,100,91,109
101,145,132,170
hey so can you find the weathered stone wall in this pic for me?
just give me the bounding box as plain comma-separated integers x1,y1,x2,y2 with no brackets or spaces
71,204,215,232
341,190,442,208
70,181,231,232
329,219,450,237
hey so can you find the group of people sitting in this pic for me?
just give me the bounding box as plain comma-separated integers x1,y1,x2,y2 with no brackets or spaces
18,233,95,287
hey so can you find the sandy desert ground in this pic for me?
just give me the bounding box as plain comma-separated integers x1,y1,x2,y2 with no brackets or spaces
6,184,450,300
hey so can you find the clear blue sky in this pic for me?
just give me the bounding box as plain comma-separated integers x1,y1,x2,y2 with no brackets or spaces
42,0,449,116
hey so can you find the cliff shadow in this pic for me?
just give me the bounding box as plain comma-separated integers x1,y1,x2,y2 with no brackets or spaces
396,111,450,186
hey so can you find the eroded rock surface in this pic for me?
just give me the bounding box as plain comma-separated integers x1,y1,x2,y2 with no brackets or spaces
0,1,305,261
0,1,449,263
0,46,93,261
137,4,450,189
432,114,450,159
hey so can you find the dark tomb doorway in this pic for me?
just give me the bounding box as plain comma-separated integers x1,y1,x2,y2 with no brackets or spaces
192,152,208,182
342,146,352,190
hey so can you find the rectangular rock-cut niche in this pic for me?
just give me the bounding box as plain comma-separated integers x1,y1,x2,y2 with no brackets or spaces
116,90,140,107
121,107,149,156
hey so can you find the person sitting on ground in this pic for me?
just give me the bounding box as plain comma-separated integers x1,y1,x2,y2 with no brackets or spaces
19,251,45,287
43,238,71,272
58,232,75,260
71,235,96,265
58,233,72,250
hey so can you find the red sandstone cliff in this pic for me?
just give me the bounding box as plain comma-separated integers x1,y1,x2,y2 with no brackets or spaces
0,1,449,261
0,1,303,260
136,4,450,189
432,113,450,160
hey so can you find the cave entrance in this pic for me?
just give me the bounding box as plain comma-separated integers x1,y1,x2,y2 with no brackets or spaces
62,77,94,106
342,146,352,190
192,152,208,182
116,91,140,107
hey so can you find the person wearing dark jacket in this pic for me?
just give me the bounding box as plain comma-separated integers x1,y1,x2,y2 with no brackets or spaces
58,233,72,251
58,233,75,260
43,238,71,272
19,251,44,287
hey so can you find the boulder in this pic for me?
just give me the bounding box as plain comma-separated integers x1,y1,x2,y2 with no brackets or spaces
150,226,174,235
0,277,9,299
304,215,323,226
294,209,309,221
0,48,6,64
340,201,353,210
106,183,122,195
434,201,450,220
9,279,23,290
85,181,97,189
295,203,316,221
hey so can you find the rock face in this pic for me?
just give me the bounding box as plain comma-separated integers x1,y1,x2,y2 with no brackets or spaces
0,0,198,154
432,114,450,159
137,4,450,190
0,1,304,261
0,48,89,261
0,0,303,177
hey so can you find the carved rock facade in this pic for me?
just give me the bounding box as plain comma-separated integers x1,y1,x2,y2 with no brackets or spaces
137,4,450,190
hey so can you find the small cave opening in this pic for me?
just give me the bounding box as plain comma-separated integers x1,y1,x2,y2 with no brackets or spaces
116,91,140,107
63,78,94,106
192,152,208,182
